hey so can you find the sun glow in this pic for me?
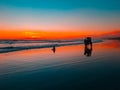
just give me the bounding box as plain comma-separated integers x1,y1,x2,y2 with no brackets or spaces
24,31,41,39
0,30,119,40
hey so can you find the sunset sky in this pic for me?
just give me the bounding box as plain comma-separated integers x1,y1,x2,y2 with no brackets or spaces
0,0,120,39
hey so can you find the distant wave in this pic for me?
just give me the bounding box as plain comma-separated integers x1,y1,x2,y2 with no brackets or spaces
0,39,103,53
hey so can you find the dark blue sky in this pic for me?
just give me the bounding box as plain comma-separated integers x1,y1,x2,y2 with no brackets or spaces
1,0,120,11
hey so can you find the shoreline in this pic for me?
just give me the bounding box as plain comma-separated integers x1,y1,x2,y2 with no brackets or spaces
0,40,103,54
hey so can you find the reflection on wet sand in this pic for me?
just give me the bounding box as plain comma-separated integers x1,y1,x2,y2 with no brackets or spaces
84,45,92,57
0,40,120,63
50,43,93,57
0,40,120,90
52,45,56,53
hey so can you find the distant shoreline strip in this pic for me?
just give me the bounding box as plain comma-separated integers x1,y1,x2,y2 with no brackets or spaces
0,40,102,54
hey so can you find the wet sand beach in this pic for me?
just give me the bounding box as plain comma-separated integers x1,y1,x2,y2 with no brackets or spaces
0,40,120,90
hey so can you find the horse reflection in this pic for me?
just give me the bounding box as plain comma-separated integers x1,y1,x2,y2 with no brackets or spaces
84,37,93,57
84,45,92,57
52,45,56,53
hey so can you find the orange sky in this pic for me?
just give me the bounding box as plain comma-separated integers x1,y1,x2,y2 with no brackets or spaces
0,30,101,40
1,0,120,40
0,29,119,40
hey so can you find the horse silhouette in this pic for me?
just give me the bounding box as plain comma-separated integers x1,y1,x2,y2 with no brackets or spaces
84,37,92,47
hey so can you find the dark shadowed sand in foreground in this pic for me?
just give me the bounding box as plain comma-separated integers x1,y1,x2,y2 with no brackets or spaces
0,40,120,90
